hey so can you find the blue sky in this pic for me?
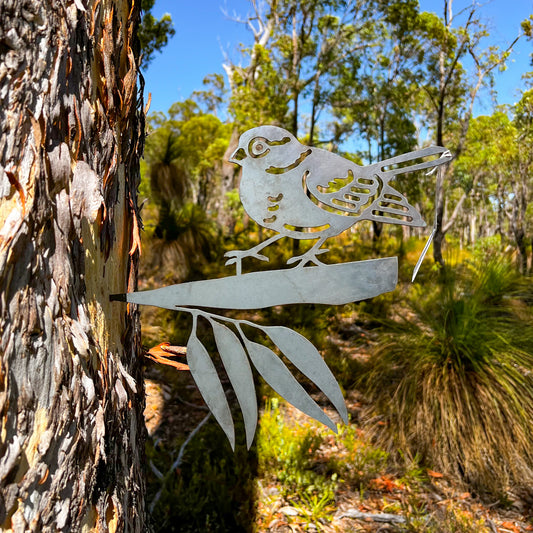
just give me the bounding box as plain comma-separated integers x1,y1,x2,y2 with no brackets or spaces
142,0,533,116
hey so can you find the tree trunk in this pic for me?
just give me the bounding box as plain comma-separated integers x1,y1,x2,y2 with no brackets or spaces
372,220,383,251
514,228,528,276
433,228,446,267
0,1,146,531
469,213,476,245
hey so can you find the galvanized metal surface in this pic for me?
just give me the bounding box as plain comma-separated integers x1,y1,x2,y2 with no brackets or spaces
113,125,452,447
123,257,397,310
226,125,452,272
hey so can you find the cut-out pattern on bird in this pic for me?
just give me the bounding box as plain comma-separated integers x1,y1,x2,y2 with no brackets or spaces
112,125,452,449
226,126,451,272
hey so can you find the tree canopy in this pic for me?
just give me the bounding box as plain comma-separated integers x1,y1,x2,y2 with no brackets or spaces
141,0,533,274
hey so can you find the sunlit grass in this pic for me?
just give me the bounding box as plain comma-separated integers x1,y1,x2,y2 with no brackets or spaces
254,395,496,532
256,397,337,501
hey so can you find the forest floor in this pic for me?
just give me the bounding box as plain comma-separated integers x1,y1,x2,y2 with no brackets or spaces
142,314,533,533
250,396,533,533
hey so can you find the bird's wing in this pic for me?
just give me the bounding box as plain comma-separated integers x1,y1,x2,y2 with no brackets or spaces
358,181,425,226
305,146,452,227
304,150,381,215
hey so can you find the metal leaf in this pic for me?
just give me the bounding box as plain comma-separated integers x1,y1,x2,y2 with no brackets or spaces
187,329,235,450
211,321,258,449
242,338,337,432
261,325,348,424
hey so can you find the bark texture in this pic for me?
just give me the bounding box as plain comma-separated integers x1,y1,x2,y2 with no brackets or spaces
0,0,146,531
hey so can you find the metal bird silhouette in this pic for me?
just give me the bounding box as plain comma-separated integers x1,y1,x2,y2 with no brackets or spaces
113,125,453,446
226,125,452,273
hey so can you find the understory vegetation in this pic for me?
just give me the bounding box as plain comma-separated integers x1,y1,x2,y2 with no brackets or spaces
137,1,533,530
141,231,533,532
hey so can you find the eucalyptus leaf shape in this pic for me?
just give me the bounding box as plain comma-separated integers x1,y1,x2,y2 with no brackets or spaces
242,336,337,432
211,320,258,449
261,325,349,424
187,322,235,450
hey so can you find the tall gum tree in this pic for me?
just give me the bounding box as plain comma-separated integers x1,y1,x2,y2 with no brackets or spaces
419,0,523,266
0,0,146,531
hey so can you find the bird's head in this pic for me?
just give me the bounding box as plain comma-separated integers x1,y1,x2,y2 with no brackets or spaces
229,126,311,174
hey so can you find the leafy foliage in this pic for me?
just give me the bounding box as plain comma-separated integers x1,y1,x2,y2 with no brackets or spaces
228,44,291,130
139,0,175,69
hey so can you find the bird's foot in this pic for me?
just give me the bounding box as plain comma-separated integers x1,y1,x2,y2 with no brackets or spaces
225,249,270,275
286,248,329,268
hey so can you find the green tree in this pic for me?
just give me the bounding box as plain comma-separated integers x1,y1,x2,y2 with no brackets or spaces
224,0,370,141
138,0,175,69
227,43,291,130
511,89,533,274
330,0,424,242
271,0,366,141
332,0,421,160
417,0,522,266
141,100,230,281
166,101,232,211
453,111,516,246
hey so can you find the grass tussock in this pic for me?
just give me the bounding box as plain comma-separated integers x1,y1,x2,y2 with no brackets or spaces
358,255,533,497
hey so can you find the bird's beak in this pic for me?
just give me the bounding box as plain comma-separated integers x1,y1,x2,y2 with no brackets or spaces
229,147,246,164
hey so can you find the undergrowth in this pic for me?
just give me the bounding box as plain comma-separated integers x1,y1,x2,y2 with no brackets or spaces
257,396,338,502
254,395,494,532
141,226,533,530
358,254,533,497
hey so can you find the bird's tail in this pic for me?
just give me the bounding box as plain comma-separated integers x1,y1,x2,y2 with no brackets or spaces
376,146,453,179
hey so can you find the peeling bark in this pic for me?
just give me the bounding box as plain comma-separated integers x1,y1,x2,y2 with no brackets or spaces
0,0,146,531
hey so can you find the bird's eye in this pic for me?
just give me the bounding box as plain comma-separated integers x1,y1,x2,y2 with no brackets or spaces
249,137,270,158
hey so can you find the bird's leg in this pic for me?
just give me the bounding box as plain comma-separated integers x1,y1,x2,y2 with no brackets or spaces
286,238,330,268
224,234,283,275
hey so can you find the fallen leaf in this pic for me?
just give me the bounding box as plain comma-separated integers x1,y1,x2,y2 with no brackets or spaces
370,475,405,492
500,521,520,533
427,470,444,478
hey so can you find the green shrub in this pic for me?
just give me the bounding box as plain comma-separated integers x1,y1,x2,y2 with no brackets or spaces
358,256,533,496
326,424,389,485
256,397,337,502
